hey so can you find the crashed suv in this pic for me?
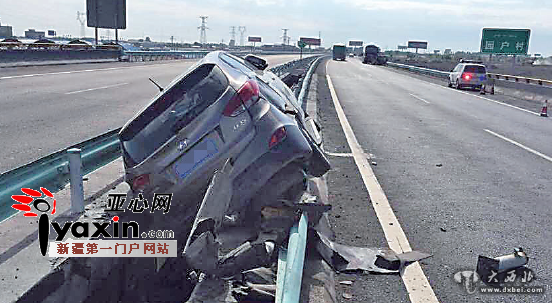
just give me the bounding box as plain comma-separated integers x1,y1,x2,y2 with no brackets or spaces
119,51,330,214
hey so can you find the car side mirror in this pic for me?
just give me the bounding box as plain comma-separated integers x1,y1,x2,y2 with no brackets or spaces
244,54,268,70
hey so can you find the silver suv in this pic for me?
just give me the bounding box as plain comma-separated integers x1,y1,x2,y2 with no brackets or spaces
448,60,488,91
119,51,330,214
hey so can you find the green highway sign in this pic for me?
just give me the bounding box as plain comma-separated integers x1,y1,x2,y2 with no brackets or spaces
480,28,530,54
298,41,307,48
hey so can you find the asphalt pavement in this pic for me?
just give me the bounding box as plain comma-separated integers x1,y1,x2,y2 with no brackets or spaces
0,54,302,173
319,57,551,302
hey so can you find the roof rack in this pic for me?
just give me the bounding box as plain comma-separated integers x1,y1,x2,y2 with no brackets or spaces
459,59,483,64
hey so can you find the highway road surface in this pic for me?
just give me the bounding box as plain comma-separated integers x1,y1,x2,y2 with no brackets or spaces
0,54,303,173
318,58,551,302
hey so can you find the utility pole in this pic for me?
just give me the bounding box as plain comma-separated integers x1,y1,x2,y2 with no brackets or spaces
198,16,209,45
281,28,289,46
170,36,174,50
238,26,246,46
76,11,86,39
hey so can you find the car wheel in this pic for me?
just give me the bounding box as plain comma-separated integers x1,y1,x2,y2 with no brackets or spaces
448,79,453,88
455,79,461,89
248,163,307,211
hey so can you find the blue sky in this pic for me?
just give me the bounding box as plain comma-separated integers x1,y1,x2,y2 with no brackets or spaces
1,0,551,55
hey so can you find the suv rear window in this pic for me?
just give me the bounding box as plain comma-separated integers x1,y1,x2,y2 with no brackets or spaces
120,64,228,164
464,65,486,73
219,53,256,74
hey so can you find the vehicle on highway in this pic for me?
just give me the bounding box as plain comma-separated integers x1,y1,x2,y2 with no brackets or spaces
119,51,330,214
332,43,346,61
348,53,354,57
363,44,387,65
448,60,488,90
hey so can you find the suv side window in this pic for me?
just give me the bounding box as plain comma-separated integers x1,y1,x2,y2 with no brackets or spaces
453,65,461,72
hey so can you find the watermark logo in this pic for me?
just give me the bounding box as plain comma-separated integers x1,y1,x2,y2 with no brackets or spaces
12,187,57,256
453,267,545,295
12,189,175,257
11,187,57,217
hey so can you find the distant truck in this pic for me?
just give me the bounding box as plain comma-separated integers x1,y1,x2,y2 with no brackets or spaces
332,43,346,61
363,44,387,65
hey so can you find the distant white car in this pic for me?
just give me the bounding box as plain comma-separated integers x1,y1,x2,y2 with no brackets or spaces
348,53,354,57
448,60,488,91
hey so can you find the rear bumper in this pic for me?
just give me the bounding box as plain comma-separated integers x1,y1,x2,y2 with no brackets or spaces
228,124,312,212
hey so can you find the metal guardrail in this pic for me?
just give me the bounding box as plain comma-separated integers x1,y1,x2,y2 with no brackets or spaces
487,73,552,87
275,55,324,302
388,61,552,88
0,55,322,224
0,129,121,222
124,50,210,61
0,42,121,51
387,62,450,78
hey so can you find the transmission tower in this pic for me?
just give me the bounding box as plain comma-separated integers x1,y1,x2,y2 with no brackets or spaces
281,28,289,46
76,11,86,39
238,26,246,46
229,26,236,45
198,16,209,44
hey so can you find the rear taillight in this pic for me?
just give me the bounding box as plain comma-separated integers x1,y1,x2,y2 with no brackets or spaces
463,73,472,81
223,80,260,117
269,127,287,149
132,174,150,192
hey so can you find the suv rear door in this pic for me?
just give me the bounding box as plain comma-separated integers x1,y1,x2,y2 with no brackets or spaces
120,63,254,188
463,65,487,85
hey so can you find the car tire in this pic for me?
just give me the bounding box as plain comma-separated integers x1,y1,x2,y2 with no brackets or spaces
455,79,461,90
448,79,453,88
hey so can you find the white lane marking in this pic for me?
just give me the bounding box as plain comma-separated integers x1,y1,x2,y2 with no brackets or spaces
409,93,430,104
0,62,178,80
326,75,439,303
378,65,542,116
484,129,552,163
65,82,129,95
325,151,354,157
434,83,541,116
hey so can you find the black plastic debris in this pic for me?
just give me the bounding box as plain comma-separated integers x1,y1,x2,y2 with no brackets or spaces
476,247,529,286
315,231,431,274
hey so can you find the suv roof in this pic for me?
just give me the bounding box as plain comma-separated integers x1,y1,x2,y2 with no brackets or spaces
459,59,483,64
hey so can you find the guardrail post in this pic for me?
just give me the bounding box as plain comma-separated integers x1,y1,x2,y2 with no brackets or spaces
67,148,85,214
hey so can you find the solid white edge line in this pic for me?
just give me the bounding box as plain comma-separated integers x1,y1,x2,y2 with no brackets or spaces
325,70,439,303
325,151,354,158
65,82,129,95
374,63,542,116
440,84,540,116
409,93,431,104
484,129,552,163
